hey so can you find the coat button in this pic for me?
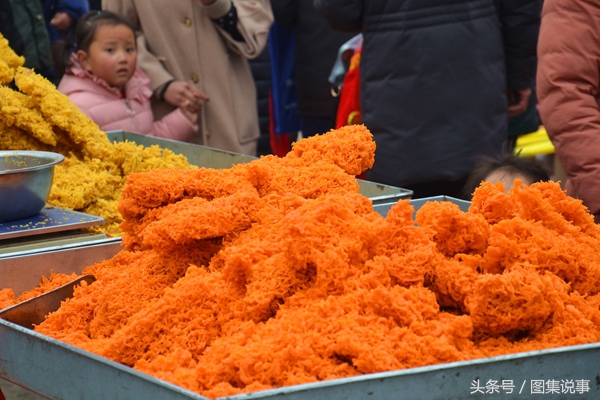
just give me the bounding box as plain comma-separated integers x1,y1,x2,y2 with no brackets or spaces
191,73,199,84
183,17,192,27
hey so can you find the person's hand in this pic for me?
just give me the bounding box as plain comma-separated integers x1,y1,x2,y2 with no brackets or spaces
163,80,209,113
180,101,199,125
50,12,75,32
507,88,532,117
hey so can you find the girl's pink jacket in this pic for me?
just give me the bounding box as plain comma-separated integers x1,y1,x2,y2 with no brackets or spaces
58,57,197,141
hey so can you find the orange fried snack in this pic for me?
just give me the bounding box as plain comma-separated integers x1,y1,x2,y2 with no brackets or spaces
465,265,559,337
0,272,81,310
287,124,376,176
0,288,16,310
31,133,600,400
416,200,489,257
16,272,81,302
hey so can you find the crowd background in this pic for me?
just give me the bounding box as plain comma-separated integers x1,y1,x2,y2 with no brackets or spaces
2,0,594,217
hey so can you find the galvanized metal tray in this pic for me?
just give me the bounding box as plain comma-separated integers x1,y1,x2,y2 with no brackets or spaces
0,237,122,297
374,195,471,217
0,318,598,400
5,195,597,399
0,319,208,400
1,198,599,399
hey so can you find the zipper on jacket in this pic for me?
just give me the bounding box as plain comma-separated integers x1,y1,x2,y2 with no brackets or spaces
124,99,141,134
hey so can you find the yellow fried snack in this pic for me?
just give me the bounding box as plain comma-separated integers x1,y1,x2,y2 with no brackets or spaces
0,87,57,146
110,141,191,176
51,167,124,236
0,59,14,85
0,33,24,69
0,119,53,151
0,33,24,84
14,67,112,159
49,157,121,210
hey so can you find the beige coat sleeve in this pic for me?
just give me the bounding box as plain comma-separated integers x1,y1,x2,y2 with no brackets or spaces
205,0,273,59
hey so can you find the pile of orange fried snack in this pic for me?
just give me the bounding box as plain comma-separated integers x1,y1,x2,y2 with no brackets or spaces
24,124,600,399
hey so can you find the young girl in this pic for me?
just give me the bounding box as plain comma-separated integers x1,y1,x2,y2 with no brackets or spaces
54,10,199,141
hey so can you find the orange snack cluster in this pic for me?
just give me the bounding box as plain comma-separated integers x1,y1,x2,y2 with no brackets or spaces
0,272,80,310
0,289,16,310
34,132,600,399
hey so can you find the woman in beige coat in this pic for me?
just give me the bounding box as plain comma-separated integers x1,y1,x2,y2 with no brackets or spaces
102,0,273,156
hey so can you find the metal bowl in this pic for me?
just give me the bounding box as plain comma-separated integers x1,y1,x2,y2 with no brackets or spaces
0,151,65,222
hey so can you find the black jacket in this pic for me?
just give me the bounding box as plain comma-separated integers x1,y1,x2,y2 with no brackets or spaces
314,0,541,188
249,46,273,156
271,0,354,117
0,0,52,74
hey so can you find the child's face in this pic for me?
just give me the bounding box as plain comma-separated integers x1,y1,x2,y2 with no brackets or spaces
77,24,137,90
484,170,533,191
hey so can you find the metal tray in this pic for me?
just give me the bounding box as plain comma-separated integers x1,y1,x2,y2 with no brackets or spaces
106,131,413,205
0,320,208,400
1,317,598,400
0,237,122,297
373,195,471,217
